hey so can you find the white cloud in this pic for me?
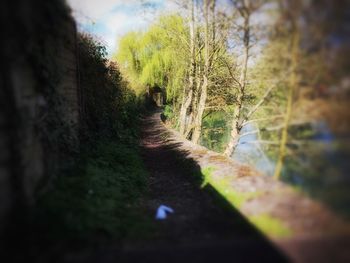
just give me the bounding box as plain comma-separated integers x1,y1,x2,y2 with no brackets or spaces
105,12,143,34
67,0,139,22
66,0,181,56
104,12,149,53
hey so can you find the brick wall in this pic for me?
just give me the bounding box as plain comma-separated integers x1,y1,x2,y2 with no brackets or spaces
0,0,80,232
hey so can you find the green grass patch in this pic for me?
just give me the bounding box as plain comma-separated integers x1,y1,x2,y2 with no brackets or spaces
200,166,293,238
201,166,262,208
35,139,152,243
249,214,293,238
200,166,215,188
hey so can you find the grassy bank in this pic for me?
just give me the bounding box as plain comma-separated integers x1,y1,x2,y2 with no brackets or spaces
29,32,155,243
201,166,292,238
34,138,152,245
31,32,154,245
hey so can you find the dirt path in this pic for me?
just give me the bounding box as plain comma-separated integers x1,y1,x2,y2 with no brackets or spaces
116,110,288,262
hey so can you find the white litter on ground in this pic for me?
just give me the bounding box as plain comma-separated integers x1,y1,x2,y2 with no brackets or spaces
155,205,174,220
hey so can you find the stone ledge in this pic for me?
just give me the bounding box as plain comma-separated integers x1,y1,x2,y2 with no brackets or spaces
161,114,350,240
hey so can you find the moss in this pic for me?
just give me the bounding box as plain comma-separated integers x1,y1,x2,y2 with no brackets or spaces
200,166,293,238
249,214,293,238
200,166,215,188
201,166,262,208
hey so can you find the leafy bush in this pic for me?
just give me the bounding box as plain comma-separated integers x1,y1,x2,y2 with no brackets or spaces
163,105,174,119
32,34,152,244
36,140,152,241
201,111,231,152
78,33,139,140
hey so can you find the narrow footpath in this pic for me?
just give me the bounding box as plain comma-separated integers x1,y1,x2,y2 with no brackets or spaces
116,110,288,262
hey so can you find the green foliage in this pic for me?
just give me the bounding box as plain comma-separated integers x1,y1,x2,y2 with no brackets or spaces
32,32,153,244
201,166,262,208
200,166,292,238
115,14,189,102
117,31,143,89
248,214,292,238
79,33,139,140
200,166,215,188
113,6,350,223
163,105,174,120
36,139,152,241
201,112,231,152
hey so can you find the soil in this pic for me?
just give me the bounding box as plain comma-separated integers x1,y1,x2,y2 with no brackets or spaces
113,110,288,262
2,109,286,263
5,110,349,263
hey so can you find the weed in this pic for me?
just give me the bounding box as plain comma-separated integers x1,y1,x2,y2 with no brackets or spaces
200,166,293,238
249,214,292,238
35,139,152,243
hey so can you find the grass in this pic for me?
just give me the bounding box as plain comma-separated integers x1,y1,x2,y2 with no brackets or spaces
249,214,292,238
201,166,262,208
201,166,293,238
34,139,153,243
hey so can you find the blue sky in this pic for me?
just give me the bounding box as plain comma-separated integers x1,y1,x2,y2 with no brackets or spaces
67,0,177,56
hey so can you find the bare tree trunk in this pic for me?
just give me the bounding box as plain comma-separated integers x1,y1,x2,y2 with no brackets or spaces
192,76,208,143
179,0,196,135
184,63,201,138
191,0,215,144
179,88,193,134
224,94,243,156
224,13,250,157
274,22,299,180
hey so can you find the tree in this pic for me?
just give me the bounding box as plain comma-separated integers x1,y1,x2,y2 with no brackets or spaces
224,0,265,157
179,0,196,135
273,0,301,179
116,15,189,103
191,0,217,143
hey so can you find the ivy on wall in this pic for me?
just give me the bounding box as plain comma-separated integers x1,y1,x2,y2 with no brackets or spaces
78,33,140,142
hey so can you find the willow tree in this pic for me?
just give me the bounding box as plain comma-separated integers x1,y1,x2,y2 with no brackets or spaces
116,31,143,93
115,15,189,105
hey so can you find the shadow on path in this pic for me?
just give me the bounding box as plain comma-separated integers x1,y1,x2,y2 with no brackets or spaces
124,109,289,262
1,109,289,263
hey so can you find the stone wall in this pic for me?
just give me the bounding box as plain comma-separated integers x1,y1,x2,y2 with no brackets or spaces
0,0,80,232
158,111,350,263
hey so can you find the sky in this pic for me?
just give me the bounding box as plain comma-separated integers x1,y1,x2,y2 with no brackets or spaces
67,0,178,56
66,0,268,63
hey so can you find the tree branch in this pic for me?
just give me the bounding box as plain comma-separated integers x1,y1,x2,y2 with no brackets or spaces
221,57,243,90
239,130,259,138
243,84,275,122
242,115,285,126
